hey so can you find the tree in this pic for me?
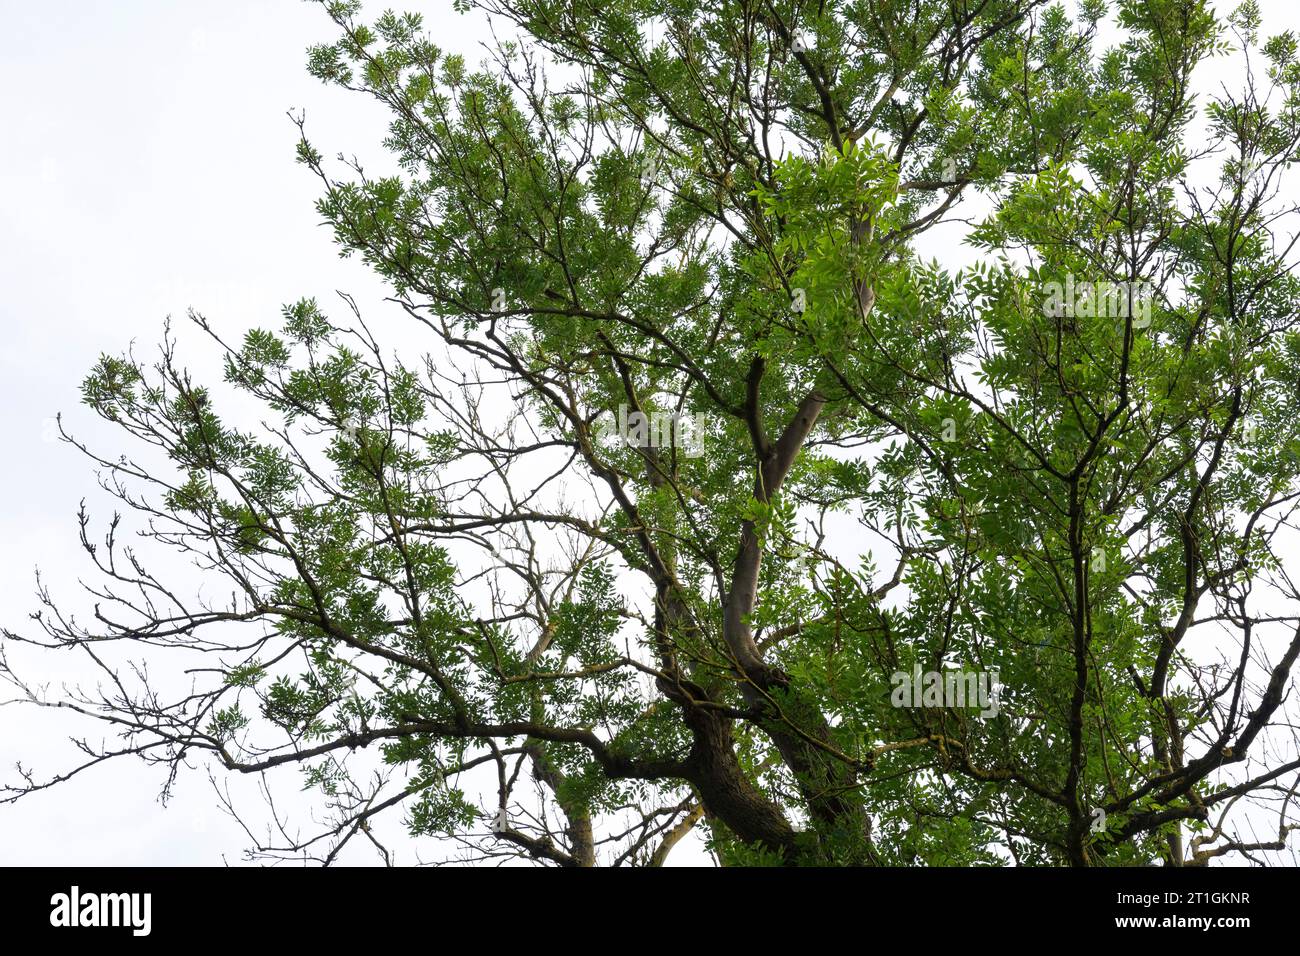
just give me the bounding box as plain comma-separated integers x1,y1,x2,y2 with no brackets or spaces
5,0,1300,867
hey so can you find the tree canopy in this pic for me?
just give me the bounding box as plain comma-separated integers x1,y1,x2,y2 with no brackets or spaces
6,0,1300,866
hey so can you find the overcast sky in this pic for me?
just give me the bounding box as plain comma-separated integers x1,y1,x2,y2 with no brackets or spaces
1,0,1296,866
0,0,500,865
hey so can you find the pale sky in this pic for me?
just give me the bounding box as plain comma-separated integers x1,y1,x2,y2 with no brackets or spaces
1,0,1296,866
0,0,496,865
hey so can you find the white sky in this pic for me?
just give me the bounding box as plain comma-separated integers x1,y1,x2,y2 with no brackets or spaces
0,0,1297,866
0,0,496,866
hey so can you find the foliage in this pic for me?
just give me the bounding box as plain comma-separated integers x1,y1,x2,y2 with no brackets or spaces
6,0,1300,867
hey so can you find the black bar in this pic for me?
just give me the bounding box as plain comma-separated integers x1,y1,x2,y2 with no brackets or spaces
0,865,1280,940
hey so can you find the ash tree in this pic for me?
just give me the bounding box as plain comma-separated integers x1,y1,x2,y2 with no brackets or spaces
6,0,1300,866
